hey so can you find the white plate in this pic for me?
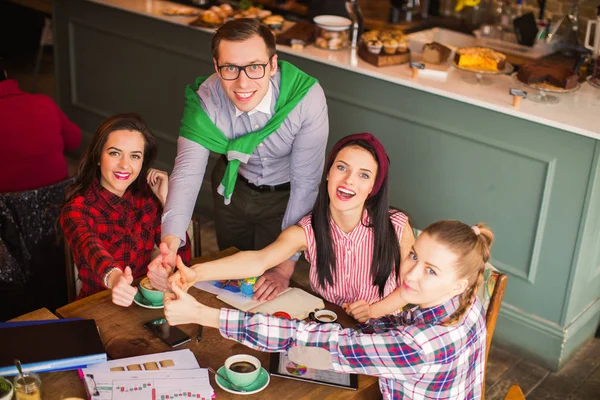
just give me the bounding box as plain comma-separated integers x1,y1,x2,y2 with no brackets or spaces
133,292,164,309
313,15,352,31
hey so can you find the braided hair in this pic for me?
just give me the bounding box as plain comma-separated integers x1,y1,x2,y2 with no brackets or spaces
422,220,494,326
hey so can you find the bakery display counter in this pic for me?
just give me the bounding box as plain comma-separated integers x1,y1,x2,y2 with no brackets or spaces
54,0,600,372
65,0,597,138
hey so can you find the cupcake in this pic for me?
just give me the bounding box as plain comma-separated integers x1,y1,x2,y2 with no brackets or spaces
362,30,379,42
383,39,398,54
397,39,408,53
367,40,383,54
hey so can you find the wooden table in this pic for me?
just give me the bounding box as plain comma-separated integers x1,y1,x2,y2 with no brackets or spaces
55,249,381,399
8,308,88,399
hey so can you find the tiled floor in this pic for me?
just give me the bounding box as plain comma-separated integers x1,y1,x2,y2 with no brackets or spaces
13,45,600,400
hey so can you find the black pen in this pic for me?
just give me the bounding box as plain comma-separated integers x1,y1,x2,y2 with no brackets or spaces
196,325,203,342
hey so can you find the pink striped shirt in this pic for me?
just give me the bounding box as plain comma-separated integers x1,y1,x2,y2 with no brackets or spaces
298,210,408,306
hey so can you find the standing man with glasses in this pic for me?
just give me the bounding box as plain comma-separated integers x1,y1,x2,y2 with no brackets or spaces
150,18,329,300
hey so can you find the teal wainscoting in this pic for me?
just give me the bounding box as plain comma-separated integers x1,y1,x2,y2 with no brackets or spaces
54,0,600,370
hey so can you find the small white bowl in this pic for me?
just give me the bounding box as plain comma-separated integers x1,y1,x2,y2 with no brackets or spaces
0,377,13,400
313,15,352,32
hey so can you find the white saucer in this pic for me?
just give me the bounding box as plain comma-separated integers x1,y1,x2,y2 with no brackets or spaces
133,292,163,309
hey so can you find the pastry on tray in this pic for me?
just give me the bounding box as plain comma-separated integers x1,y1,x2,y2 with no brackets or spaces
360,29,408,54
233,6,271,19
422,42,452,65
262,15,285,31
201,9,223,25
517,62,579,90
162,7,202,16
219,3,234,16
454,47,506,72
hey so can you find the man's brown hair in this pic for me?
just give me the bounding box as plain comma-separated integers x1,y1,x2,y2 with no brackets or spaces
211,18,276,61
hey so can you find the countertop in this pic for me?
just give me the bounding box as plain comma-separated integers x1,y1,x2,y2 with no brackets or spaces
83,0,600,139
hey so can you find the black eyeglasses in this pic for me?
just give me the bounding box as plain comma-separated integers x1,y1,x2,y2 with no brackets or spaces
217,61,271,80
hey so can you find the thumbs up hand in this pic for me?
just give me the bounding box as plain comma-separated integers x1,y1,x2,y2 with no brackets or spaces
168,256,198,292
110,266,138,307
164,281,220,328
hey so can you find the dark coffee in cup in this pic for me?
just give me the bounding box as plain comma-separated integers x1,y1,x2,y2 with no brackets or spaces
230,361,257,373
317,315,335,321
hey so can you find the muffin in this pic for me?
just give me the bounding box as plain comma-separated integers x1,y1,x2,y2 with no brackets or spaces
367,40,383,54
362,30,379,43
383,39,398,54
397,39,408,53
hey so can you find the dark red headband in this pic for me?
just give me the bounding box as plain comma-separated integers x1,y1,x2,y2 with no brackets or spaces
327,133,389,198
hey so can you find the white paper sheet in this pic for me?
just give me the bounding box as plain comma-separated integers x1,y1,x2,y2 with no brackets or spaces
81,350,213,400
83,349,199,372
85,369,212,400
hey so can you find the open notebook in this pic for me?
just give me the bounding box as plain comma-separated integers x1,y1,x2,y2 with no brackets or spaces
196,283,325,319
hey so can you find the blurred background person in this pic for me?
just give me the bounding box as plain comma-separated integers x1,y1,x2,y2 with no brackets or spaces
0,57,81,193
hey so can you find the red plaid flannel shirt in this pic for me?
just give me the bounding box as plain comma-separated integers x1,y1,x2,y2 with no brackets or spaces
60,179,190,298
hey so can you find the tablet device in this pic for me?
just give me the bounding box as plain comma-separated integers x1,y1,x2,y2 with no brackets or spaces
269,352,358,390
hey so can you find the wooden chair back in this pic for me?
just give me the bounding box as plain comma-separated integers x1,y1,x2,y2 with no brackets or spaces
481,267,508,399
504,385,526,400
64,239,78,303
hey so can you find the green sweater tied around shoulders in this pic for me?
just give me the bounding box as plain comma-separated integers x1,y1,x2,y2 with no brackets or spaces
179,60,317,204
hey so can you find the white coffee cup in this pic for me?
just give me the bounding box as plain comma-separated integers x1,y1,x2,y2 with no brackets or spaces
310,309,338,323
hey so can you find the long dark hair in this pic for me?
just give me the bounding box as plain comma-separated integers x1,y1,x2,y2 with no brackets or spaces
63,113,157,203
311,139,402,298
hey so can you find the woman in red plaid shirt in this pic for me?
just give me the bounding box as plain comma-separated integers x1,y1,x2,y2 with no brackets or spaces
165,220,492,399
60,113,189,306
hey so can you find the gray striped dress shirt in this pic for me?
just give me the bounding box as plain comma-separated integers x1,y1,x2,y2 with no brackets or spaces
162,70,329,244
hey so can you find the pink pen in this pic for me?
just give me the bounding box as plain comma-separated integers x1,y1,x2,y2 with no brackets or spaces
78,369,92,400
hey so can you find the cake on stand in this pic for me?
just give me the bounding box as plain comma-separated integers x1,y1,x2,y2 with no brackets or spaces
453,61,514,85
513,73,580,104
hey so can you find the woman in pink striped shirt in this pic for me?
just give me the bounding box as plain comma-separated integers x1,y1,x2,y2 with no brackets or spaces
161,133,415,321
